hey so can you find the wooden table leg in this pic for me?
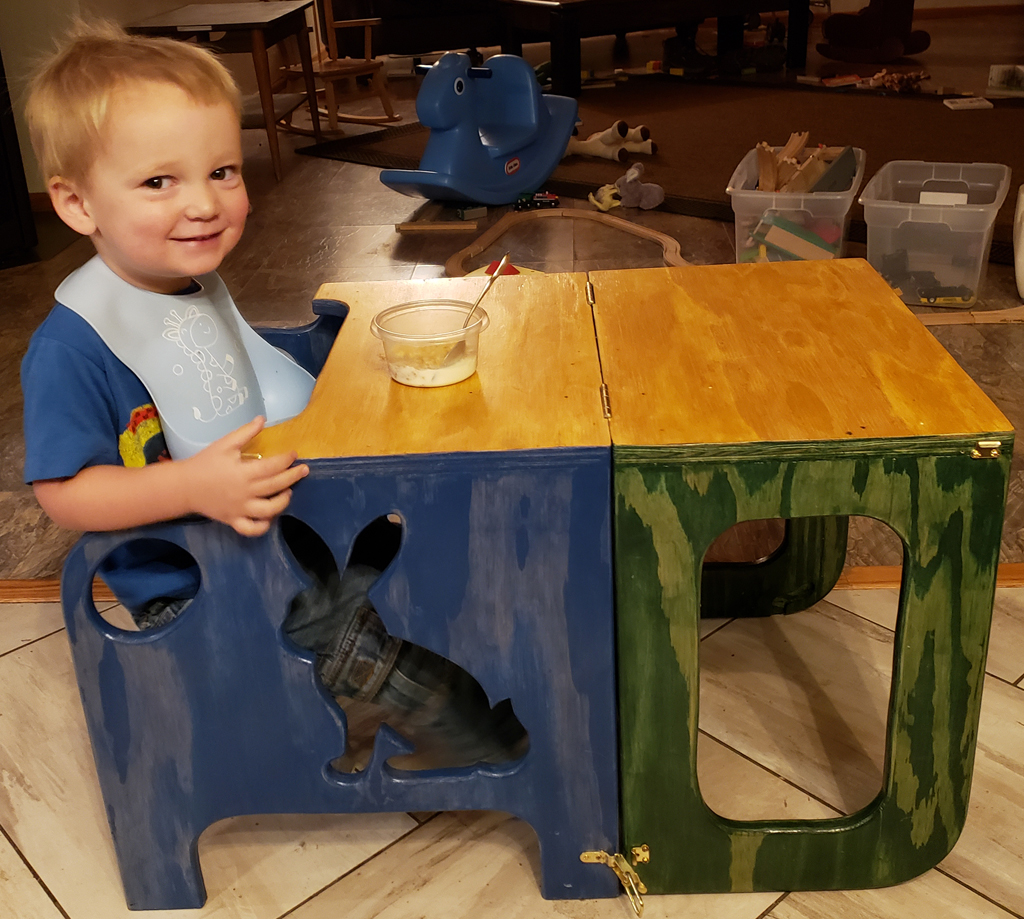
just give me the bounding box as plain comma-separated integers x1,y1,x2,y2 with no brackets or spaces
549,7,582,97
715,13,745,59
787,0,811,69
250,28,283,182
701,516,848,618
293,21,323,143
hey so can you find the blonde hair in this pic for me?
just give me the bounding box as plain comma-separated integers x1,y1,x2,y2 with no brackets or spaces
26,19,242,184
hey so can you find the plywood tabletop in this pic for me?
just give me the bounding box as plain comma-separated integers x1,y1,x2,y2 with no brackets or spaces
591,259,1013,448
249,273,609,460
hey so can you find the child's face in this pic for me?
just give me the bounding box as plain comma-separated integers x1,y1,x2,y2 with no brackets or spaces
70,81,249,294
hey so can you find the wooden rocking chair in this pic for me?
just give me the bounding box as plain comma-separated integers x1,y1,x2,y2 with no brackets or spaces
279,2,400,134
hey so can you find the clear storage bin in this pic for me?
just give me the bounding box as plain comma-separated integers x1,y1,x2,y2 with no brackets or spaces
727,146,866,263
859,161,1011,307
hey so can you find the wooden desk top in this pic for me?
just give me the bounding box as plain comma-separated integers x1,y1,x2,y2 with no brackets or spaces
591,259,1013,448
249,274,608,460
130,2,312,32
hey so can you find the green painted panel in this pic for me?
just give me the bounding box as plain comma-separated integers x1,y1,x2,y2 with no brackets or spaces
615,444,1011,893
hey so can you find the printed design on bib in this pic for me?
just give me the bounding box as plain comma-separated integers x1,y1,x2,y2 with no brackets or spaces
162,306,249,423
118,404,169,468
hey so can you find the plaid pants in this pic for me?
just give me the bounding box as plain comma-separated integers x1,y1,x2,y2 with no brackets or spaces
136,562,527,766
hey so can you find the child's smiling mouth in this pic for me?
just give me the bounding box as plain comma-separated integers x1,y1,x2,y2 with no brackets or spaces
173,230,223,243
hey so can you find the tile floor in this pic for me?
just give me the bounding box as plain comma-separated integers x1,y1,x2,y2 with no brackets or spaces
2,11,1024,919
1,587,1022,918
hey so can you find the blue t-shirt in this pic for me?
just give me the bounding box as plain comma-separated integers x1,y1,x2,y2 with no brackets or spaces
22,304,200,611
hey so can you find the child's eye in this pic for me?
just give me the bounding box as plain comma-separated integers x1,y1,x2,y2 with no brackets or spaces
142,176,171,190
211,166,239,181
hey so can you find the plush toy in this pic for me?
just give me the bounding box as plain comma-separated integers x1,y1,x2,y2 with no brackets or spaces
588,163,665,211
614,163,665,210
564,120,658,162
588,184,621,211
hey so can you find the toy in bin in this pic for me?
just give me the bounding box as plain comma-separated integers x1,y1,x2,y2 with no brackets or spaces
859,161,1011,308
727,136,866,264
748,212,841,261
879,250,974,305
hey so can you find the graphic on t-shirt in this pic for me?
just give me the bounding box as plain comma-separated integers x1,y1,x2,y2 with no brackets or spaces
162,306,249,423
118,404,169,467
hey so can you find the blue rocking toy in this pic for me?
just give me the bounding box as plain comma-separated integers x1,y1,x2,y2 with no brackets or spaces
380,53,577,206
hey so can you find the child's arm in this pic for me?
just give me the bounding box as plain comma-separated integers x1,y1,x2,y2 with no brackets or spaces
34,417,308,537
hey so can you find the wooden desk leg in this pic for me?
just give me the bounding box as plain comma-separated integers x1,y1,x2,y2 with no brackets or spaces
250,28,283,182
501,29,523,57
787,0,811,69
701,516,848,618
716,14,745,59
293,22,323,143
549,8,582,97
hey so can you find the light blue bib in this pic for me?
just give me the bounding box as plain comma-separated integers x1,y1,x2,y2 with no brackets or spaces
57,256,315,459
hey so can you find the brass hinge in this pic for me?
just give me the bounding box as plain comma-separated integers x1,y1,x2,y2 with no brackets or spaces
586,280,596,306
971,440,1002,459
600,383,611,418
580,849,647,916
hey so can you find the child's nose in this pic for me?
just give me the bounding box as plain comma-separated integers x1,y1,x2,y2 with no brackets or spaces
184,183,219,220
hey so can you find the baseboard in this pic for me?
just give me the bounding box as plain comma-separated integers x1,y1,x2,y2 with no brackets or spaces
833,563,1024,589
0,579,115,604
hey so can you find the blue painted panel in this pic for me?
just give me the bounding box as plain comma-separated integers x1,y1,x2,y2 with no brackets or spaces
254,298,348,376
63,446,618,908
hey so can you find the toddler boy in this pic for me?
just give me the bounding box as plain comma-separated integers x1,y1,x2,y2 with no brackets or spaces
21,21,525,769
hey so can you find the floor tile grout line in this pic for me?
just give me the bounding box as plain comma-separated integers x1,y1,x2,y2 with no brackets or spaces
756,891,790,918
275,812,441,919
0,627,66,660
696,728,846,818
0,821,73,919
819,595,1024,686
0,600,117,660
990,671,1024,691
935,865,1024,919
699,618,736,641
832,602,897,635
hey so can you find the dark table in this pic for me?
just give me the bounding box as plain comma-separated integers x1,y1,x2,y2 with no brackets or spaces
129,2,323,181
500,0,811,96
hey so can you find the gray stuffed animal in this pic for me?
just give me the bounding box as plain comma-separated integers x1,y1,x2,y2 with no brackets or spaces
615,163,665,209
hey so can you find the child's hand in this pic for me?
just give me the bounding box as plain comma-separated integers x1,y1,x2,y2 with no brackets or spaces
183,416,309,537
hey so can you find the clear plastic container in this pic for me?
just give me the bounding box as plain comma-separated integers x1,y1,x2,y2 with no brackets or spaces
727,146,866,263
859,161,1011,307
371,300,489,387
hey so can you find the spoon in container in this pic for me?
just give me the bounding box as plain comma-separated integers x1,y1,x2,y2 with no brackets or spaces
441,252,511,367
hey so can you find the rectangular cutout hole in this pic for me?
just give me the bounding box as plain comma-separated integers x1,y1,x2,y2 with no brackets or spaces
697,515,902,821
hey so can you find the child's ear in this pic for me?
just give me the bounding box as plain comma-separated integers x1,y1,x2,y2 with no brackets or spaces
48,177,96,237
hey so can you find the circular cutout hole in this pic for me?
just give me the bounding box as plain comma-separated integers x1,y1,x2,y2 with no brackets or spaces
93,537,200,632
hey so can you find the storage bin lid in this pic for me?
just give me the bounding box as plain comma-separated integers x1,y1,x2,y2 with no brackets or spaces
859,160,1011,214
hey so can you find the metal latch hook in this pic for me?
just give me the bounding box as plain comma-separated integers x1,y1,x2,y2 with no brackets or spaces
580,850,647,917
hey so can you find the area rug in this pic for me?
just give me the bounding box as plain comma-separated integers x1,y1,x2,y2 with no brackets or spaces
299,77,1024,262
